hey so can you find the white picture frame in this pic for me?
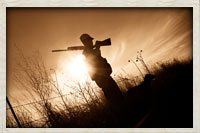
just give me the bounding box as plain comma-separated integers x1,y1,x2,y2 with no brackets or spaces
0,0,199,132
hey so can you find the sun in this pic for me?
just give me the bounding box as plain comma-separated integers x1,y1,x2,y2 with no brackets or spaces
68,54,89,81
56,54,90,87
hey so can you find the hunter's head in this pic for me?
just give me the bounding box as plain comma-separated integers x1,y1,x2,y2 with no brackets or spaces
80,34,94,48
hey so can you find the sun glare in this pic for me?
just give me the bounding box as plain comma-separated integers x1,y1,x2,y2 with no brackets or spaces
68,54,88,80
54,54,90,93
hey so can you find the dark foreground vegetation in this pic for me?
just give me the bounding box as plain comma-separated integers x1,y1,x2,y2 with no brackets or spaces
139,59,193,128
7,57,193,128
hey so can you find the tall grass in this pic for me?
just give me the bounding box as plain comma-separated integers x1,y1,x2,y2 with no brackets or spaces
7,50,193,128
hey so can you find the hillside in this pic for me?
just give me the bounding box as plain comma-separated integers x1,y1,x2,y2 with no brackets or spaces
6,59,193,128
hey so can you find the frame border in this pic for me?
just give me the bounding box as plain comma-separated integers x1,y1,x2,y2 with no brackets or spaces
0,0,199,132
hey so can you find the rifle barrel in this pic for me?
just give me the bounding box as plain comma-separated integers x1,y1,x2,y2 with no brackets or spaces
52,46,84,52
67,46,84,50
52,49,68,52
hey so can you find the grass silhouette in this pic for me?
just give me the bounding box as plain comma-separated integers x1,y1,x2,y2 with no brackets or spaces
7,51,193,128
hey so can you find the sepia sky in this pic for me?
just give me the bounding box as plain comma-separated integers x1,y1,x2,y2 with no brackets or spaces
6,8,192,104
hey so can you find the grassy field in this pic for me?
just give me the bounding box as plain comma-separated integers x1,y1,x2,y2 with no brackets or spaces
6,55,193,128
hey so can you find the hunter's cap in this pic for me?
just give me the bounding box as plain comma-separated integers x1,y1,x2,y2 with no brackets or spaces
80,34,94,41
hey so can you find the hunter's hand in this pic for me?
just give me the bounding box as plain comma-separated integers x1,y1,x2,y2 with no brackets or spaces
95,41,101,49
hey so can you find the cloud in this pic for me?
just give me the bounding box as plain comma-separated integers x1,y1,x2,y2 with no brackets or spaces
109,41,126,63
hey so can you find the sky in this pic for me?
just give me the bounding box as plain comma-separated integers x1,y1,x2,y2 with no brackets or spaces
6,7,192,105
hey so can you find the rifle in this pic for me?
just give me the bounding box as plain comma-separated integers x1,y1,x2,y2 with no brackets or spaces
52,38,111,52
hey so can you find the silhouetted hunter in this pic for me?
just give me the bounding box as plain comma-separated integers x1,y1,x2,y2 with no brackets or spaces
52,34,124,110
80,34,124,106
